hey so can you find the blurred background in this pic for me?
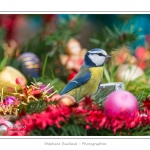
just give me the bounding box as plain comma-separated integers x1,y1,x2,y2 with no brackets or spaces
0,14,150,96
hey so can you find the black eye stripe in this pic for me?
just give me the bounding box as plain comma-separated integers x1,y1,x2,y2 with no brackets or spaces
98,53,105,56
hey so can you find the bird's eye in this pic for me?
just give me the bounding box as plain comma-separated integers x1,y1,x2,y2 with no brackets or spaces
98,53,103,56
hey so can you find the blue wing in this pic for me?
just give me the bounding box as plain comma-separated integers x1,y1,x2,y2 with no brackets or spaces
60,71,91,95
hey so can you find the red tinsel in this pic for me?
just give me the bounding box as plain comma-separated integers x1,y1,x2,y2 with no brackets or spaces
8,105,72,136
142,96,150,109
7,96,150,136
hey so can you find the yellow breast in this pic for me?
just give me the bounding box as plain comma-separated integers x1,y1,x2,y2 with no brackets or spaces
67,67,103,100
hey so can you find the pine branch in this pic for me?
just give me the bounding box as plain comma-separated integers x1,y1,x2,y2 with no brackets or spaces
19,100,47,115
89,25,140,52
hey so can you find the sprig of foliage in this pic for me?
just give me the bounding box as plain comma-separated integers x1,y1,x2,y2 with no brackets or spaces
19,100,47,115
0,56,8,71
89,25,141,53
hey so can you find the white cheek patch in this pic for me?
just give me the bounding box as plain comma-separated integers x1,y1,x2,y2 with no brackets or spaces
88,54,105,66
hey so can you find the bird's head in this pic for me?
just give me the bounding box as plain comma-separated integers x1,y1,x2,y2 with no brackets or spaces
83,48,111,67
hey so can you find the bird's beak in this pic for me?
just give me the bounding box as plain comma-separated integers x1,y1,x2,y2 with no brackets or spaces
106,55,111,59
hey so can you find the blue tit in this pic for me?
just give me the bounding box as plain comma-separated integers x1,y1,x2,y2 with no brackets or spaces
60,48,111,100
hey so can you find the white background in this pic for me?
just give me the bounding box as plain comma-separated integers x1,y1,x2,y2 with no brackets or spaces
0,136,150,149
0,0,150,149
0,0,150,12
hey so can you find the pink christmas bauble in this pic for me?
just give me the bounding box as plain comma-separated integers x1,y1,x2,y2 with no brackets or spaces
104,90,138,119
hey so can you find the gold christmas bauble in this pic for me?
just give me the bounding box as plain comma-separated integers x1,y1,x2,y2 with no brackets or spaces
57,94,76,106
115,64,144,82
0,66,27,93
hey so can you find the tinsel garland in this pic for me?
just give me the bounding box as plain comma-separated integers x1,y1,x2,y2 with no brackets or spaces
0,77,150,136
5,96,150,136
0,77,57,116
